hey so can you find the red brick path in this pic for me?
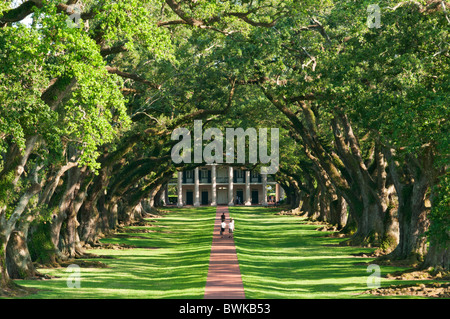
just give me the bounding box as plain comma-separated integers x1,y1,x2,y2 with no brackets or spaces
204,206,245,299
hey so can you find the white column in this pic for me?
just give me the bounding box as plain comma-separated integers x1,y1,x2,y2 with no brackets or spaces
164,184,170,205
245,170,251,205
161,188,166,206
228,166,234,206
194,167,200,207
211,165,217,206
262,173,268,206
275,183,280,202
177,171,183,207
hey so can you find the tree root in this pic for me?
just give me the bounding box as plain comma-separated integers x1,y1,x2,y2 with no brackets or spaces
361,282,450,298
1,281,39,297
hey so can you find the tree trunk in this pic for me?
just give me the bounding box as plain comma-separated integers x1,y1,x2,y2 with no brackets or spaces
51,159,87,258
330,195,348,230
388,183,430,261
340,208,357,235
344,198,385,246
423,244,449,271
78,163,111,247
27,221,59,266
386,148,432,262
0,166,42,290
311,187,321,220
0,236,12,291
299,190,312,216
96,193,117,237
78,199,100,247
6,214,35,279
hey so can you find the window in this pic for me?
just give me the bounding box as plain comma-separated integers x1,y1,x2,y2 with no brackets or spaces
236,169,245,178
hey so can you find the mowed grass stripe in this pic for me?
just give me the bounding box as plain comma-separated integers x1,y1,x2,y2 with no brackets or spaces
16,207,216,299
229,206,419,299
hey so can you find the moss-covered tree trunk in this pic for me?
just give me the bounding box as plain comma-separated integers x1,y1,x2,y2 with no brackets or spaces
0,236,12,291
423,244,450,271
28,221,59,266
5,214,36,279
330,195,348,230
51,159,87,258
386,148,432,262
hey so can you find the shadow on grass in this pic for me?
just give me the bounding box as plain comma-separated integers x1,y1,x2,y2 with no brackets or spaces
14,207,217,299
229,206,414,299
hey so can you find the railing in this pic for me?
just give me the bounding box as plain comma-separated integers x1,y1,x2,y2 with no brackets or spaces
169,174,275,184
250,176,261,183
216,177,229,183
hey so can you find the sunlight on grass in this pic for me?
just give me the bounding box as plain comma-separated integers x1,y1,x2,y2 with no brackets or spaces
16,207,216,299
229,206,418,299
11,206,435,299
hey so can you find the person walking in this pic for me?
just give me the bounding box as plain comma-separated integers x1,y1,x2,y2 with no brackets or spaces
220,220,226,238
221,212,226,222
228,218,234,238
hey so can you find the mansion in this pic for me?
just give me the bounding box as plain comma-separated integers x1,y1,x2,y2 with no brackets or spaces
168,164,283,207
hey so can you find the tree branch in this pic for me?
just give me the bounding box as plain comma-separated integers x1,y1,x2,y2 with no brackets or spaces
0,0,99,27
100,44,129,57
105,66,161,90
159,0,282,34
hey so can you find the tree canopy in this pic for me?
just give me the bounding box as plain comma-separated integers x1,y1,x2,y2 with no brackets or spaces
0,0,448,293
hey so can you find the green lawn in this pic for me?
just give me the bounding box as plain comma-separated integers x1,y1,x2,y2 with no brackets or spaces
10,206,438,299
229,206,429,299
15,207,216,299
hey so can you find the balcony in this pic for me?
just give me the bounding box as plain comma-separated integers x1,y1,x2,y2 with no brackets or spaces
250,176,261,183
169,170,275,185
216,177,229,183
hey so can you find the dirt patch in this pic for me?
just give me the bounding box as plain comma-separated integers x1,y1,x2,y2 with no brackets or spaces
1,284,39,298
351,251,385,258
326,232,348,238
59,259,110,268
316,225,339,232
115,234,151,240
362,282,450,298
386,269,450,281
36,258,110,270
95,242,160,250
275,207,305,216
118,227,157,234
145,210,167,216
95,242,138,250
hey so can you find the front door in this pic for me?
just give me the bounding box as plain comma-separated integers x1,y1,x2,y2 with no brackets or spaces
201,191,209,205
186,191,193,205
251,190,259,204
236,190,244,205
217,188,228,205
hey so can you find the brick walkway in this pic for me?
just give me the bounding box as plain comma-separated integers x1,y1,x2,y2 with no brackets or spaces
204,206,245,299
